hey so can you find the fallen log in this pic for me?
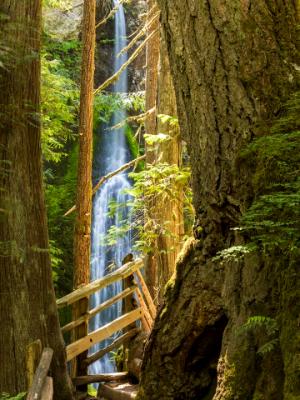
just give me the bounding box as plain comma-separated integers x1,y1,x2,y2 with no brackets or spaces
82,328,140,367
72,372,128,386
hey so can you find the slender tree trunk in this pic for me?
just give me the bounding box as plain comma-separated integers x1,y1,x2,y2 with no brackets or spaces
73,0,96,379
144,0,160,299
154,35,184,303
0,1,73,399
144,1,184,303
138,1,299,399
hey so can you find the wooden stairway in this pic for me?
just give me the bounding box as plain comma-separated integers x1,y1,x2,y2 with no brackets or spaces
56,258,155,397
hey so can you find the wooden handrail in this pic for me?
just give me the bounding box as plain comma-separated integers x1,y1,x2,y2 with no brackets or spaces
66,308,143,361
82,328,140,367
61,285,137,334
134,269,156,319
57,258,143,309
72,372,128,386
26,348,53,400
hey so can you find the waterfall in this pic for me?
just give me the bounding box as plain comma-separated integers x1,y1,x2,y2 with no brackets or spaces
89,0,131,374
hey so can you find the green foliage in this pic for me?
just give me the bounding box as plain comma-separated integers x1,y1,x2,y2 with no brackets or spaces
213,244,257,262
157,113,179,127
105,162,192,254
125,124,141,159
94,93,124,126
237,316,279,357
41,54,79,163
87,385,97,398
0,393,26,400
45,145,78,295
144,133,172,146
41,25,81,295
237,316,279,336
239,91,300,251
93,91,145,128
256,338,280,356
43,0,72,8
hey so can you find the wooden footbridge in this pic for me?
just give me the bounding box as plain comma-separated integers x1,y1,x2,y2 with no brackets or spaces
57,257,155,365
26,258,156,400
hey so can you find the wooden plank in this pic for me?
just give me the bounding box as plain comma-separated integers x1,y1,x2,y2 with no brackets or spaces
61,314,88,335
83,328,140,367
72,372,128,386
26,339,42,389
140,313,151,333
26,348,53,400
61,285,137,334
89,285,137,319
134,269,156,319
57,259,143,309
135,287,153,329
66,308,142,361
40,377,53,400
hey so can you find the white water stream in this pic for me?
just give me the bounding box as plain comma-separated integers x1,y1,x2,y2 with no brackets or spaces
89,1,132,374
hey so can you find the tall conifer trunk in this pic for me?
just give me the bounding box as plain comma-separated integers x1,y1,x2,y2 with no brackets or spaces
154,35,184,303
144,1,184,303
144,0,160,299
73,0,96,378
138,1,299,399
0,1,73,398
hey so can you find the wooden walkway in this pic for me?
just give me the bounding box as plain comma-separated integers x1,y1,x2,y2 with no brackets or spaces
26,258,154,399
57,258,155,364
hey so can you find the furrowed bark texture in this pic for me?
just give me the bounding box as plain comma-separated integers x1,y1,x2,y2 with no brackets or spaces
154,35,184,303
144,1,184,303
0,1,73,399
73,0,95,379
138,1,299,399
144,0,160,299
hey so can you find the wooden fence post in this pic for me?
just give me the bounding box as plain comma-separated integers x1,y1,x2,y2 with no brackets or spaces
122,255,137,367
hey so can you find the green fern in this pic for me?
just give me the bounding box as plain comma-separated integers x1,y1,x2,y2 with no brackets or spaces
237,316,278,336
239,91,300,251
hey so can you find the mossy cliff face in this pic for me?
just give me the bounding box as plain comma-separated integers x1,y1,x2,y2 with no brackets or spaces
138,1,299,399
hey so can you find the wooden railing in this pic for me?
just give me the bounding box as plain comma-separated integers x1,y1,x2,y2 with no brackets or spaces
26,346,53,400
57,258,156,366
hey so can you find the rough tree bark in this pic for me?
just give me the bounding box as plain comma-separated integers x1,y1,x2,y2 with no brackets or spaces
138,1,299,399
144,0,160,299
73,0,96,379
144,1,184,303
154,35,184,303
0,1,73,398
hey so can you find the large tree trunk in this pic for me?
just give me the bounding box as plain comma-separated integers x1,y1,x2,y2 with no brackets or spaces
138,1,299,399
0,1,73,399
73,0,95,379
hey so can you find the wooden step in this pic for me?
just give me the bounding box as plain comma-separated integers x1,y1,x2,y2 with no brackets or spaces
98,382,138,400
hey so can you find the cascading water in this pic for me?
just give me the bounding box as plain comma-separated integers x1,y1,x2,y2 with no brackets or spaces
89,1,132,374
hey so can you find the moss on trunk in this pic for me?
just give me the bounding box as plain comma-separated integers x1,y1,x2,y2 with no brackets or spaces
138,1,299,399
